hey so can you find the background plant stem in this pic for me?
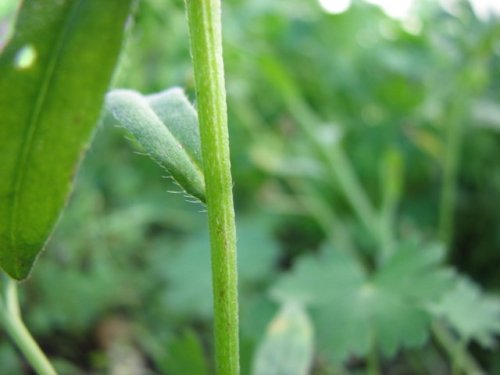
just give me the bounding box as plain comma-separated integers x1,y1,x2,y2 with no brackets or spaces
184,1,240,374
0,278,57,375
433,322,484,375
438,94,466,248
260,56,381,246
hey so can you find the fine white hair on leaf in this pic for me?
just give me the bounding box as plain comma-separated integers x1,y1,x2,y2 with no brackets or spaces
106,87,206,204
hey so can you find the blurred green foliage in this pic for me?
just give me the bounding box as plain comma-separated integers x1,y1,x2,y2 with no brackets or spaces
1,0,499,374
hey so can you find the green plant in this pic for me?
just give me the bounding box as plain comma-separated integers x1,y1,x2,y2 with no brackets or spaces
183,2,240,372
107,1,240,373
2,0,500,374
0,278,56,375
2,0,241,372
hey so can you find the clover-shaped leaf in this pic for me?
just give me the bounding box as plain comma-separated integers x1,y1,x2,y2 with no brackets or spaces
106,88,206,202
271,240,454,363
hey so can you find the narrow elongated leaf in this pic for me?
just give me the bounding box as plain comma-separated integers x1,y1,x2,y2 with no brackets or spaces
252,302,314,375
0,0,135,279
106,88,206,202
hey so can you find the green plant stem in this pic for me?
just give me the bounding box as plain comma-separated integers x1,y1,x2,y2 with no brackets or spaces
379,189,397,261
433,322,484,375
367,346,381,375
289,87,379,240
260,56,380,245
438,94,466,248
184,1,240,374
0,278,57,375
437,24,500,248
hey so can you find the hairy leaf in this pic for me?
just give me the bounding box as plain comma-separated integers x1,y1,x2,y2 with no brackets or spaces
0,0,134,279
271,240,454,362
106,88,206,202
252,302,314,375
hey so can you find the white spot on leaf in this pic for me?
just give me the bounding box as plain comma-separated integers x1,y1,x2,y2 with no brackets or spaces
14,44,37,70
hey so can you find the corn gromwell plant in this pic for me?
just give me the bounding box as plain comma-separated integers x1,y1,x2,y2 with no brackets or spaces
107,0,240,374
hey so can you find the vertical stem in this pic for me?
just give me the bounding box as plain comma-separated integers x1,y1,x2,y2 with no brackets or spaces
438,25,500,250
184,1,239,375
367,346,381,375
438,95,465,249
260,56,380,245
0,278,57,375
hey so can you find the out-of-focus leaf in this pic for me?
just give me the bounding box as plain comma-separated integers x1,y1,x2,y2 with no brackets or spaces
405,126,443,161
240,295,279,375
240,295,278,343
106,88,206,202
430,277,500,348
250,136,329,182
160,331,210,375
0,343,23,374
162,216,280,318
252,302,314,375
0,0,135,279
236,217,281,284
271,240,454,362
472,98,500,131
161,233,212,318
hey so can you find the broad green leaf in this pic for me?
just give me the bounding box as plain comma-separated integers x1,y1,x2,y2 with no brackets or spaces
271,240,454,363
0,0,135,279
106,88,206,202
252,302,314,375
430,277,500,348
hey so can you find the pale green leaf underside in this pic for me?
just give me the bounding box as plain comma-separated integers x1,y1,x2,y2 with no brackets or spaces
0,0,134,280
106,88,206,202
271,240,454,362
253,302,314,375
